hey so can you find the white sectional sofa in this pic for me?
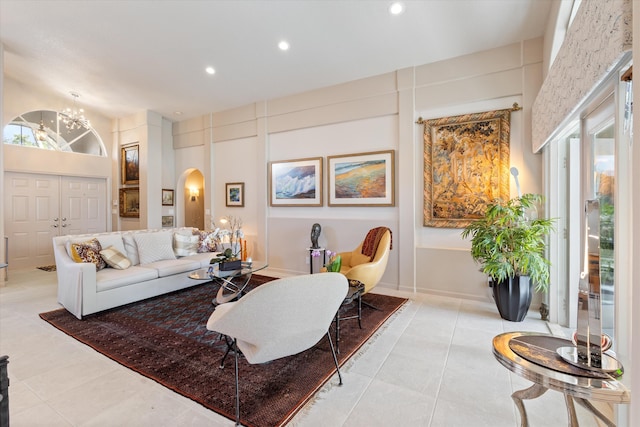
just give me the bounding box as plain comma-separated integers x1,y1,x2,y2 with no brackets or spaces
53,227,218,319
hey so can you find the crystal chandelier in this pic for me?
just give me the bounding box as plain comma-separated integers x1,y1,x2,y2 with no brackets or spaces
34,110,48,142
59,92,91,132
35,119,47,142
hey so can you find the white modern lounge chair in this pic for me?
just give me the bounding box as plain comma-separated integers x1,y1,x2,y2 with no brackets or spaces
206,272,348,426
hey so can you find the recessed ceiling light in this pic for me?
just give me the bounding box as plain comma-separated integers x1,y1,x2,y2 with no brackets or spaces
205,66,215,75
389,2,404,15
278,40,290,51
174,111,183,116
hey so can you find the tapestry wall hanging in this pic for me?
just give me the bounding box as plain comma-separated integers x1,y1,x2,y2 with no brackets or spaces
421,107,515,228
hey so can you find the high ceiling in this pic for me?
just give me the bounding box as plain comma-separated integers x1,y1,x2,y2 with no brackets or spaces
1,0,552,121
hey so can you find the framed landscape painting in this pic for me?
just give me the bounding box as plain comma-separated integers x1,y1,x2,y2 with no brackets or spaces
327,150,395,206
119,187,140,218
121,144,140,185
226,182,244,207
269,157,323,206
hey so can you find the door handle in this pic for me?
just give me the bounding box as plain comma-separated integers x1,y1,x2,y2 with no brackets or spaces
53,217,59,222
52,224,58,228
61,224,68,228
61,218,67,222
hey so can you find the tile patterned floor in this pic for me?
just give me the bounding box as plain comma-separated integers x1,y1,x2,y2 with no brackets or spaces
0,268,600,426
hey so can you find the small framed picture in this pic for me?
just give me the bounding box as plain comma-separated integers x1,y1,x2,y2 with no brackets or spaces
162,189,174,206
161,215,174,228
119,188,140,218
226,182,245,207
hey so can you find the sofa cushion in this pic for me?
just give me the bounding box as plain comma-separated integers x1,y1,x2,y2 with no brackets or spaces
174,233,199,257
134,231,176,265
183,252,219,268
100,246,132,270
143,258,201,277
95,266,159,292
70,238,107,271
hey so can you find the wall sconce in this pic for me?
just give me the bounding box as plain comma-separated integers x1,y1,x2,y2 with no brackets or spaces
190,187,199,201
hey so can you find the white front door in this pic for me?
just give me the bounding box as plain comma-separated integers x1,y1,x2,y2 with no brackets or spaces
4,173,61,269
60,176,107,236
4,172,107,269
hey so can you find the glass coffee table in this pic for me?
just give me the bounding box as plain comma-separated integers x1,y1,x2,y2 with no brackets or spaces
189,261,268,304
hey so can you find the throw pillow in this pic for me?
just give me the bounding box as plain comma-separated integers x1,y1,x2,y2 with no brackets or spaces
174,233,199,257
196,230,219,253
100,246,132,270
122,232,140,265
70,238,106,270
133,231,176,264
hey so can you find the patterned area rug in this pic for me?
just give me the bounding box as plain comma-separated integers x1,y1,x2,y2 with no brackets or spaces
36,265,56,272
40,275,407,427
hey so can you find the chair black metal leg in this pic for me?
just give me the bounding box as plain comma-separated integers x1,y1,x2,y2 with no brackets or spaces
326,332,343,386
233,339,241,426
219,335,233,368
357,294,362,328
362,297,380,311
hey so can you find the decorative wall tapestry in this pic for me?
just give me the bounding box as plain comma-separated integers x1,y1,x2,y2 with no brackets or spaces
421,106,517,228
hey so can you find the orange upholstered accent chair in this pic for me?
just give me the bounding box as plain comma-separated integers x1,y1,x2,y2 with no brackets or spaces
337,227,392,295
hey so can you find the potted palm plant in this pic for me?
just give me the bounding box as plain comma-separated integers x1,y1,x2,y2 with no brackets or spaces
461,193,555,321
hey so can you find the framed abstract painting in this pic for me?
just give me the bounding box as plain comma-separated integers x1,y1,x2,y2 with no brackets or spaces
327,150,395,207
226,182,244,207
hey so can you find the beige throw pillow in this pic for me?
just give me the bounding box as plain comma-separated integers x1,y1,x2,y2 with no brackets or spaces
100,246,132,270
174,233,199,257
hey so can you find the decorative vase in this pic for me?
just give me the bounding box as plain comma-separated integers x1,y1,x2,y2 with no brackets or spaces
219,259,242,271
492,276,532,322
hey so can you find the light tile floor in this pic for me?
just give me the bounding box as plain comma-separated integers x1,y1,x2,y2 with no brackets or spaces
0,268,600,426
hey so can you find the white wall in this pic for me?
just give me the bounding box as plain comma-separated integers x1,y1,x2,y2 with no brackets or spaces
171,39,544,301
2,37,544,301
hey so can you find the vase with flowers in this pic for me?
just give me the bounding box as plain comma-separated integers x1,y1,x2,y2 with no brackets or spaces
210,216,244,271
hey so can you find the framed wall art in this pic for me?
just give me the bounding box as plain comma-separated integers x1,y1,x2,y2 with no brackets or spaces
119,187,140,218
422,108,511,228
161,215,174,228
162,189,174,206
327,150,395,207
225,182,244,207
121,144,140,185
269,157,323,207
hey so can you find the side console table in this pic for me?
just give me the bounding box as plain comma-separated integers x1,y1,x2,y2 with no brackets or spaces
493,331,630,426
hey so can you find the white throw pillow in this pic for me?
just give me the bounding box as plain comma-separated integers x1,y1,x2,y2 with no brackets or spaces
122,233,140,265
134,231,176,265
96,234,126,256
174,233,199,257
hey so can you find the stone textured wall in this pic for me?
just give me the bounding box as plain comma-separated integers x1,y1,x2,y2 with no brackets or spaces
532,0,632,152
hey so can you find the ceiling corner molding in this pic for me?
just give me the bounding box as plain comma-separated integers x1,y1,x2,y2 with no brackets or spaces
531,0,632,152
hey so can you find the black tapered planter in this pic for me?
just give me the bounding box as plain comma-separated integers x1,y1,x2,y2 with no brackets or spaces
492,276,532,322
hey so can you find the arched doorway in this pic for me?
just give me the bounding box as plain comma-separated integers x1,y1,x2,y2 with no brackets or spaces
184,169,205,229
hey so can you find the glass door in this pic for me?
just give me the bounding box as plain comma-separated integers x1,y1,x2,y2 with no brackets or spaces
583,95,615,339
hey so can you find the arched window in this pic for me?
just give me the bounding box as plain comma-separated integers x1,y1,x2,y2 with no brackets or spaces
3,109,106,156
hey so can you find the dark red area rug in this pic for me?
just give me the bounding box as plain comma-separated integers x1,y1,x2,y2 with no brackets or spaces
40,275,407,426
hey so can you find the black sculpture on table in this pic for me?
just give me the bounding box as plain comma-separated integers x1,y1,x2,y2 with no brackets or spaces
310,223,321,249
